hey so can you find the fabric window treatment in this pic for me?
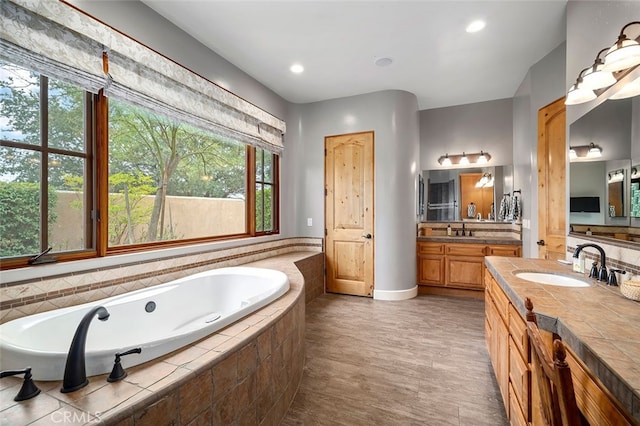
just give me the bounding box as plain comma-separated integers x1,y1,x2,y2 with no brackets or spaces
0,0,286,154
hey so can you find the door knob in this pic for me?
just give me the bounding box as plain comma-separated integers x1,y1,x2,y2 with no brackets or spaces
362,234,372,239
536,239,545,246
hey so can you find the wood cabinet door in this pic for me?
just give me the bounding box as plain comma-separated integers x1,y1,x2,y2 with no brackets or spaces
446,256,484,290
417,255,445,285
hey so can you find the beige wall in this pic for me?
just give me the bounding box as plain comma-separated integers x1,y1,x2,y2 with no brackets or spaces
51,191,245,250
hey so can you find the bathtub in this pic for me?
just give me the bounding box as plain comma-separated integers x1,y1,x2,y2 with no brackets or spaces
0,266,289,381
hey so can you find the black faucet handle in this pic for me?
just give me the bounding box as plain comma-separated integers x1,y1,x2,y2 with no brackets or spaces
608,269,626,287
598,265,608,283
107,348,142,382
0,367,41,401
589,261,599,279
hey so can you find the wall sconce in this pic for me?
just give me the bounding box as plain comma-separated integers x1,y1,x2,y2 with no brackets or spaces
566,21,640,105
569,143,602,161
631,167,639,179
437,151,491,166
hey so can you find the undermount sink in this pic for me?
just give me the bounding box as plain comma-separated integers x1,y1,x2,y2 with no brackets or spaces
514,272,591,287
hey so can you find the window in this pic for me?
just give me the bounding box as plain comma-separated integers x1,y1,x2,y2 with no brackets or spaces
0,60,280,268
254,147,279,234
0,61,93,260
107,99,247,247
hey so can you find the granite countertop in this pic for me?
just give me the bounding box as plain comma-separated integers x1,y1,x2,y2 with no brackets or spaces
417,236,522,245
484,256,640,423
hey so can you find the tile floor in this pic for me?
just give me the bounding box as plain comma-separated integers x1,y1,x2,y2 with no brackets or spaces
282,293,508,425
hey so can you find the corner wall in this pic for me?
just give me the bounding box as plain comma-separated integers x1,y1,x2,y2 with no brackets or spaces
284,90,420,298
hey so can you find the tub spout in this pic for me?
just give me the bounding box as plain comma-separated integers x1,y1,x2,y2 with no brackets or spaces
61,306,110,393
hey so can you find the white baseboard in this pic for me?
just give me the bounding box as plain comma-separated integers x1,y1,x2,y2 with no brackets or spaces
373,286,418,301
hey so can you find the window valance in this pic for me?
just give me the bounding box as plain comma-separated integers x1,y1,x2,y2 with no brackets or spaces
0,0,285,154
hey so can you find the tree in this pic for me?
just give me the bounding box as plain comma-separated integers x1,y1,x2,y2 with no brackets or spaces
109,99,246,242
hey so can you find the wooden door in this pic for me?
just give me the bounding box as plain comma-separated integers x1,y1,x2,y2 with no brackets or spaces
537,97,566,260
325,131,374,297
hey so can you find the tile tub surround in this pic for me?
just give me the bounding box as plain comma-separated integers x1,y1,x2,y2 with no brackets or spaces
0,252,319,425
0,237,322,324
567,234,640,277
418,221,522,241
484,256,640,424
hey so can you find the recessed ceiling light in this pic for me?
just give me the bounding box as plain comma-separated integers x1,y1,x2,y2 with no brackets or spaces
374,57,393,67
466,20,486,33
290,64,304,74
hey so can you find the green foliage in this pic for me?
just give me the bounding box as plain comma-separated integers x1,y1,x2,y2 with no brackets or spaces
108,172,156,245
0,182,57,257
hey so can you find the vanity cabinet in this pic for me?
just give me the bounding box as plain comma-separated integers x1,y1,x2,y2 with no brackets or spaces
417,241,520,291
485,267,637,426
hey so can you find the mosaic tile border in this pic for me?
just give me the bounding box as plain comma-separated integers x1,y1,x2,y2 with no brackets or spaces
0,238,323,323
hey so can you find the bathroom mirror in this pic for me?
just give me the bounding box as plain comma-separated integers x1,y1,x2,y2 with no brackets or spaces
632,165,640,218
422,165,512,221
607,168,625,217
568,82,639,243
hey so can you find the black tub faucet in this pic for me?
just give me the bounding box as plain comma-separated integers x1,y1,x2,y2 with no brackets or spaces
61,306,110,393
573,243,608,282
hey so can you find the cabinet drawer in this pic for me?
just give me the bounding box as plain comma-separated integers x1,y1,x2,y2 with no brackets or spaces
487,245,521,257
509,382,528,426
490,278,510,321
417,242,445,255
509,337,530,419
446,243,486,256
509,304,528,361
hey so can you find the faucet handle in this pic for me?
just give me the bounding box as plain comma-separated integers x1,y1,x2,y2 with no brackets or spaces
608,269,626,287
589,261,598,279
107,348,142,382
0,367,41,401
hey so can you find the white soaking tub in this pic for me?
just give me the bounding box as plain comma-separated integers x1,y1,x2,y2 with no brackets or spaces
0,266,289,381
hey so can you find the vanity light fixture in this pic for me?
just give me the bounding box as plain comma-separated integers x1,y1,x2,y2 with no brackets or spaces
565,67,597,105
437,151,491,166
608,170,624,183
569,143,602,161
582,48,618,90
602,21,640,73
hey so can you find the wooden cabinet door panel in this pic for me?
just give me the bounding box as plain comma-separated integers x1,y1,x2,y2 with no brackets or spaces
509,304,528,361
417,255,445,285
509,383,528,426
446,256,484,290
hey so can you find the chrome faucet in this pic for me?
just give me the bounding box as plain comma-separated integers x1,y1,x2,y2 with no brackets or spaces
61,306,110,393
573,243,608,282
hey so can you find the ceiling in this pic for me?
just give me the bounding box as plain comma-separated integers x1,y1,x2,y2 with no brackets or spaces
142,1,567,110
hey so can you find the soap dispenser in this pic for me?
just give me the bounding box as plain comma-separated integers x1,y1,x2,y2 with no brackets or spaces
572,252,586,273
447,224,452,236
